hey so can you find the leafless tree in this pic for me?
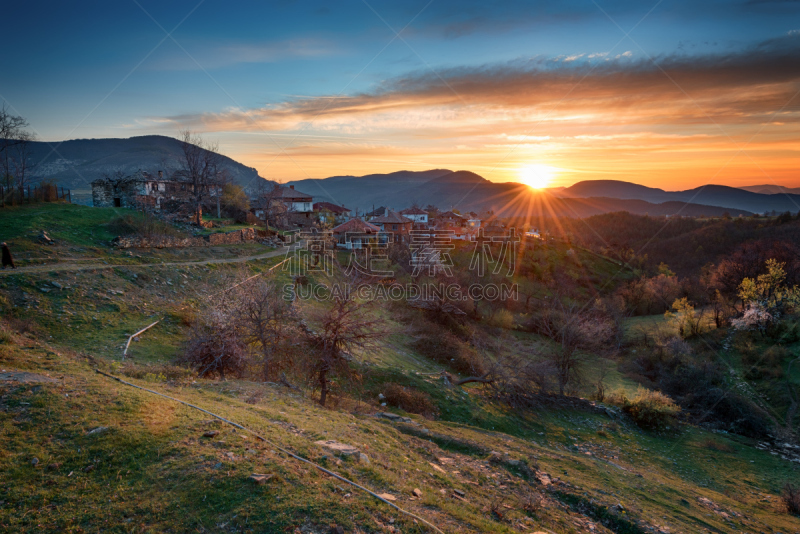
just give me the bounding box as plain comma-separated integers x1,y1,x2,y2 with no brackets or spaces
528,296,616,395
6,130,37,193
0,106,34,190
306,297,387,407
177,130,223,225
237,279,296,380
252,181,290,230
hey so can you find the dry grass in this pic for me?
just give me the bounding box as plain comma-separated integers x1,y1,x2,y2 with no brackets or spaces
382,383,438,418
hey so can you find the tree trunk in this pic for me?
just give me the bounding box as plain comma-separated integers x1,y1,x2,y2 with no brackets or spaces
195,201,203,226
318,368,328,406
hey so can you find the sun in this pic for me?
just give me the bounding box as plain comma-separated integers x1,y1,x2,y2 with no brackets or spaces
519,164,557,189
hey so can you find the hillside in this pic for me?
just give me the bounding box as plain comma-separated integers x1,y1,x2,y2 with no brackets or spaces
26,135,268,192
0,203,798,533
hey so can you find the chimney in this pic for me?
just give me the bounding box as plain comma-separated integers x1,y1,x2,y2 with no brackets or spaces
158,170,163,179
290,185,294,190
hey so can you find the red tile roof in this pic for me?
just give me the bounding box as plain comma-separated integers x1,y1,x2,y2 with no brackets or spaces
400,207,427,215
370,211,413,224
277,186,312,200
314,201,350,214
332,218,380,234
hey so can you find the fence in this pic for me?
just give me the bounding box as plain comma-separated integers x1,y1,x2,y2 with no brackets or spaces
0,184,71,207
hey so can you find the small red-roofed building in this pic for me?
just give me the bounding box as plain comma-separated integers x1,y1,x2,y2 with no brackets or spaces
331,218,381,249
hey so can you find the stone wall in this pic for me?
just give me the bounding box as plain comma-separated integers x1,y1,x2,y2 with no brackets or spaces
112,228,282,249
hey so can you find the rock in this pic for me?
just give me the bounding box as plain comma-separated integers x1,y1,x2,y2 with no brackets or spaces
536,472,551,486
376,412,413,424
378,393,385,400
31,457,39,467
453,489,465,497
377,493,396,501
315,440,360,456
249,473,274,485
51,282,62,289
429,462,446,473
412,488,423,498
47,463,61,471
87,426,108,436
358,453,370,465
329,526,345,534
83,464,96,473
202,430,220,438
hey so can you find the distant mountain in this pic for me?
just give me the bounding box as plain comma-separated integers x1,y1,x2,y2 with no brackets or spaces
560,180,800,214
739,184,800,195
288,171,751,218
25,135,269,191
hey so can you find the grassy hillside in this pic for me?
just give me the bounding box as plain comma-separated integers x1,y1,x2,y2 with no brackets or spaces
1,203,799,533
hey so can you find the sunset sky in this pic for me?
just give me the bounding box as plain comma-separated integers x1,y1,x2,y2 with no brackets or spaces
2,1,799,189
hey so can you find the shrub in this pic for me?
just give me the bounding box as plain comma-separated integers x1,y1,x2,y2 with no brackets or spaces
487,309,515,329
743,345,788,380
699,438,734,453
0,328,13,345
170,308,197,327
176,323,248,379
412,329,486,376
106,213,184,238
381,383,438,418
783,483,800,516
608,386,680,430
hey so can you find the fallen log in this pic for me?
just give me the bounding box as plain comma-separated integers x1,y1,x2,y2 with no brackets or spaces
122,319,161,358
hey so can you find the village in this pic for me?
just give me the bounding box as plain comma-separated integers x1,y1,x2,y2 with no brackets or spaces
90,169,543,250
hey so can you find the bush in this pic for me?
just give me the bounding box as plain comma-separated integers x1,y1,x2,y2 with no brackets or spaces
169,308,197,327
487,309,514,329
608,386,680,430
742,345,788,380
381,383,438,418
783,483,800,516
0,328,13,345
176,323,248,379
106,213,184,238
412,328,486,376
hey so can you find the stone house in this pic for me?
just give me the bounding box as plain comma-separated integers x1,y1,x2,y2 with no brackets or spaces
91,170,220,210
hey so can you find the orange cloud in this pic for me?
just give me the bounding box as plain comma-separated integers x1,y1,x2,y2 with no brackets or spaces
152,34,800,189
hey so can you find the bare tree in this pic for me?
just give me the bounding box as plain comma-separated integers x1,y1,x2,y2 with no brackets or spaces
0,106,33,190
306,297,387,407
237,279,295,380
528,296,615,395
177,130,223,225
6,130,37,193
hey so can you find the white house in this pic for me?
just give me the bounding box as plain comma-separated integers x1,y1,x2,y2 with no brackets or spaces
400,207,429,224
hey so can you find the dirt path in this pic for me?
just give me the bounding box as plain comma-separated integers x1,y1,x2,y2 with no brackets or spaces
0,245,297,276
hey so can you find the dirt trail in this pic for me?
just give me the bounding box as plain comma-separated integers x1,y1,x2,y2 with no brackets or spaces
0,245,296,276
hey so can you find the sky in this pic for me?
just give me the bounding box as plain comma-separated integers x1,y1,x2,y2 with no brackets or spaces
1,0,799,189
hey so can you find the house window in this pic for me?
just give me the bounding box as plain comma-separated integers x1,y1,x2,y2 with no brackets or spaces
392,224,398,230
113,198,121,207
